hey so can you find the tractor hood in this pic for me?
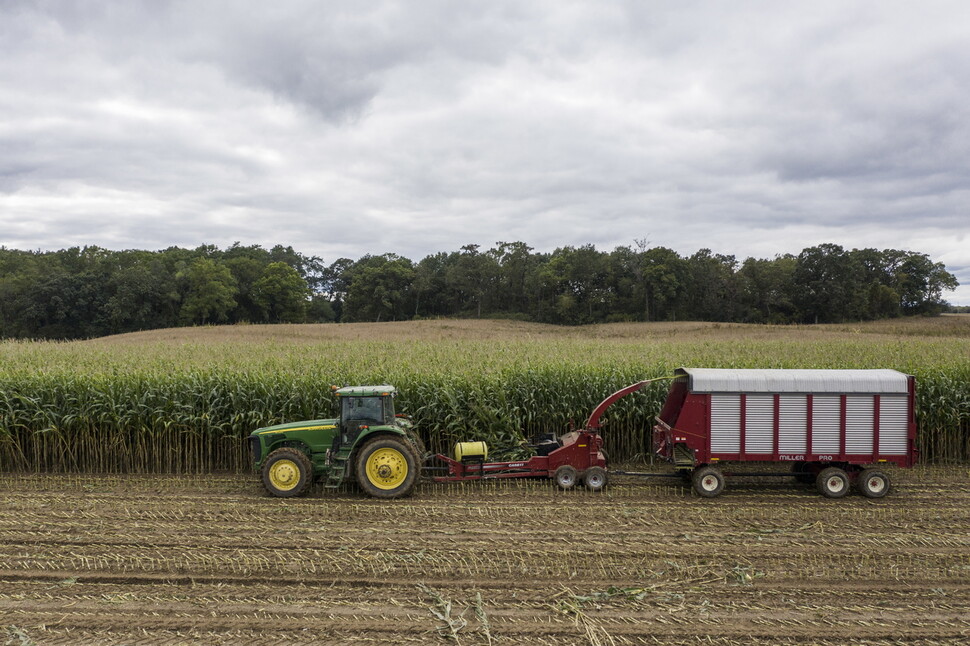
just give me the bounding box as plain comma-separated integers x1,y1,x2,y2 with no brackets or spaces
250,418,339,436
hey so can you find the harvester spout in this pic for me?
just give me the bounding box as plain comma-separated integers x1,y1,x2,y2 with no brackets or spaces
584,376,675,431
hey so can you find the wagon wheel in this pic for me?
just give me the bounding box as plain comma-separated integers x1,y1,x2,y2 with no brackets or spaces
857,469,890,498
262,447,313,498
816,466,850,499
692,465,725,498
554,465,578,490
355,437,419,499
583,466,609,492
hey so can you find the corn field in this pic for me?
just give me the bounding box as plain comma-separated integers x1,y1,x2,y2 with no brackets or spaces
0,319,968,473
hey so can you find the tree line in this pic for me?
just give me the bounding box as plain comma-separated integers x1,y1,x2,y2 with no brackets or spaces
0,241,959,339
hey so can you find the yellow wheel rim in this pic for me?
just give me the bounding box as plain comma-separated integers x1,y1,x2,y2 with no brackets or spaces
364,447,409,490
269,459,301,491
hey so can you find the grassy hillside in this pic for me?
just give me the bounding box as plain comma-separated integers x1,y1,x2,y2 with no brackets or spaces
1,317,968,472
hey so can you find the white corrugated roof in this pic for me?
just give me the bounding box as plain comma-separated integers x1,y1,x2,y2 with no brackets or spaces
677,368,911,394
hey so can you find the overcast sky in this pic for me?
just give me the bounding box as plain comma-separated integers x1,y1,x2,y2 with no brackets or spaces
1,1,968,303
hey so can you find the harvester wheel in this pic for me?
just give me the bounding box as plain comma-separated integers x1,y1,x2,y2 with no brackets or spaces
554,465,579,490
262,447,313,498
858,469,890,498
583,466,609,492
692,465,725,498
355,437,418,499
816,467,850,498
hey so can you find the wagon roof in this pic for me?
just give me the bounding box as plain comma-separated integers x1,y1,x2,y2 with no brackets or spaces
676,368,911,394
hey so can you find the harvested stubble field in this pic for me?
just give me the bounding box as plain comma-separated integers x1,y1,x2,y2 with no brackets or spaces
1,467,968,645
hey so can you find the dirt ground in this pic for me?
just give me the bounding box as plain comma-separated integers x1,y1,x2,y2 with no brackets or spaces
0,466,968,645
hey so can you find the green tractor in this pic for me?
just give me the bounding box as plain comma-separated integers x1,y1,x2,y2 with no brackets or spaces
248,385,425,499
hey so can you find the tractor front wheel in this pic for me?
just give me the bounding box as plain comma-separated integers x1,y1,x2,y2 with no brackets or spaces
262,447,313,498
355,437,418,499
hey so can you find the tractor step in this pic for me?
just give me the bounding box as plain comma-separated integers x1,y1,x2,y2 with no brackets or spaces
324,466,345,488
324,455,351,489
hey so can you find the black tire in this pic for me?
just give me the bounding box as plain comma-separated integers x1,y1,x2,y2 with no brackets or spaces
554,465,579,490
692,465,725,498
816,466,850,498
262,447,313,498
583,466,609,492
355,437,419,499
858,469,891,498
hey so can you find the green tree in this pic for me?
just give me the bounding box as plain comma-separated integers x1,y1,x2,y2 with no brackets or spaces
103,256,178,333
445,244,500,318
737,255,797,323
342,254,415,322
545,245,611,323
490,241,538,316
252,262,310,323
640,246,687,321
307,295,336,322
893,252,959,315
413,252,452,318
793,244,865,323
321,257,356,321
680,249,738,321
178,258,238,325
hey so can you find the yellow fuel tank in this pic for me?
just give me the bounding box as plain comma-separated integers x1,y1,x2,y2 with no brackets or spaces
454,441,488,462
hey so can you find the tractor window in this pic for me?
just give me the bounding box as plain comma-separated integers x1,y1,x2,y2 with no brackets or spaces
342,396,391,424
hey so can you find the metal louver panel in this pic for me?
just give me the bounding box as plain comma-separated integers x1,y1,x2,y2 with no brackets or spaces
710,394,740,453
845,396,874,454
778,395,807,453
745,394,773,454
812,396,840,454
879,396,909,455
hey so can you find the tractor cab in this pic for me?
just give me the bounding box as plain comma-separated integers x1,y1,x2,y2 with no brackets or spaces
334,385,397,444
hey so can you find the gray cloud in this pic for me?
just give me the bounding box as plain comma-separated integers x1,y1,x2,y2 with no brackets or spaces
1,1,968,303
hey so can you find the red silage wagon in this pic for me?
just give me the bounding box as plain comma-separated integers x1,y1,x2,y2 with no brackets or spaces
653,368,917,498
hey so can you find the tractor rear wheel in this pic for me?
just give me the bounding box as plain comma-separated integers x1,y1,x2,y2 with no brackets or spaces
355,437,418,499
554,465,578,490
692,465,725,498
262,447,313,498
816,467,850,498
583,466,609,492
858,469,890,498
